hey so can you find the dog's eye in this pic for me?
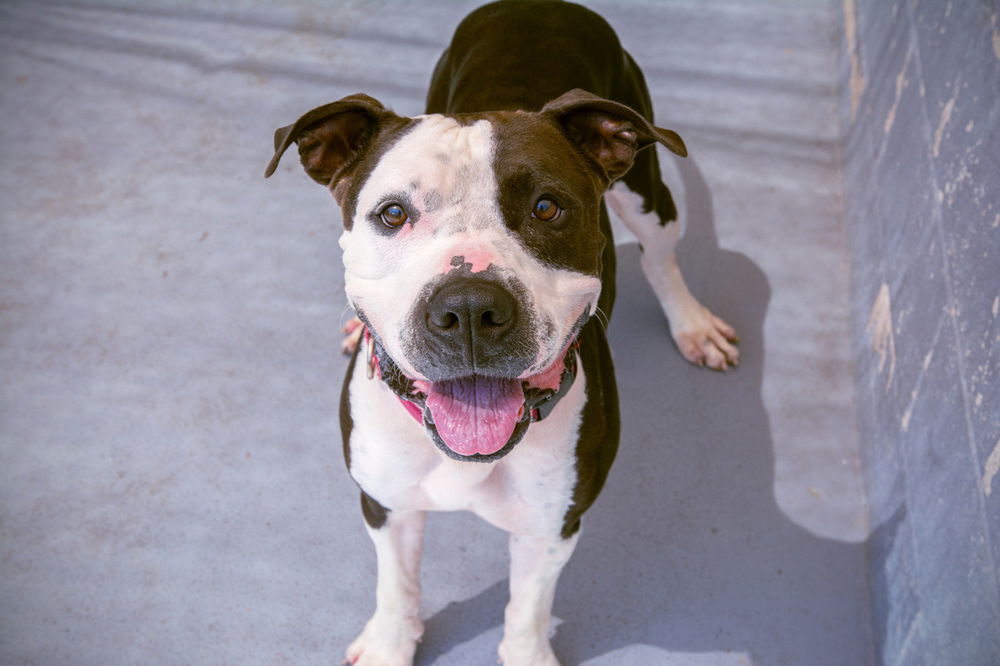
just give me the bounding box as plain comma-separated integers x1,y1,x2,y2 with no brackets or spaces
379,203,409,228
532,198,561,222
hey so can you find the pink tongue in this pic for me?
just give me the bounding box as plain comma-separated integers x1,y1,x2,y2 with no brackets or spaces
425,376,524,456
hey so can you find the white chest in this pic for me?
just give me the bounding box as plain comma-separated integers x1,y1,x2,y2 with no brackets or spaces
345,360,587,536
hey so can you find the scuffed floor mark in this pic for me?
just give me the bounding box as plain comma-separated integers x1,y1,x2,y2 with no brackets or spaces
901,320,944,433
901,401,914,432
984,438,1000,496
932,96,956,158
866,283,896,392
884,52,911,135
993,10,1000,60
844,0,865,121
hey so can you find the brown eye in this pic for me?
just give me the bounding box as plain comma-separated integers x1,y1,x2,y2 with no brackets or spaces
532,198,561,222
379,203,408,228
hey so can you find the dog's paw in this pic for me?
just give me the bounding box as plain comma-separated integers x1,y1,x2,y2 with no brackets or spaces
343,615,422,666
497,639,561,666
670,305,740,371
341,317,364,356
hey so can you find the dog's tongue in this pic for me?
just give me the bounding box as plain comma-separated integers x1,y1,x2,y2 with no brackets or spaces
425,376,524,457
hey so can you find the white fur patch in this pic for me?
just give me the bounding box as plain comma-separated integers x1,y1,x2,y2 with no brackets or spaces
345,510,425,665
346,348,587,536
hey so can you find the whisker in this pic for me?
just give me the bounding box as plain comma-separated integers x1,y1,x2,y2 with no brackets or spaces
593,306,610,332
338,304,358,328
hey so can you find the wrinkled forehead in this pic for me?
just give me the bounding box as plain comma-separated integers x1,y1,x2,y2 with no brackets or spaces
353,115,498,229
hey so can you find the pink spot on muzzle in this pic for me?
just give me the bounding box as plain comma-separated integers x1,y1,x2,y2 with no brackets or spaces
444,247,495,274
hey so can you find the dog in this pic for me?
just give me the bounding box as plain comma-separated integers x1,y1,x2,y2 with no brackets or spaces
265,1,738,663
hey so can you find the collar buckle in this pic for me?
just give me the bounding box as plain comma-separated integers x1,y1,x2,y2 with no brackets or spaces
365,329,377,380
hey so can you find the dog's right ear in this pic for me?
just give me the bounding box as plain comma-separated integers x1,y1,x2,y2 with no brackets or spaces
265,94,398,198
542,89,687,183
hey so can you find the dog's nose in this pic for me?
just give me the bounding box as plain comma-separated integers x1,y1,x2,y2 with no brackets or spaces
425,277,517,345
407,273,536,380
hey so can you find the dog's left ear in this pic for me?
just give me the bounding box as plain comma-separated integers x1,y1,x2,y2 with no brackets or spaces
542,88,687,182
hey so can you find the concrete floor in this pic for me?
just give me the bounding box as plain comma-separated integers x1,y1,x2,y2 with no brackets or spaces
0,1,872,664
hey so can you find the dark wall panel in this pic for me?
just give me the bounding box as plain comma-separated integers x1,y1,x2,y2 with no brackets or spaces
840,1,1000,664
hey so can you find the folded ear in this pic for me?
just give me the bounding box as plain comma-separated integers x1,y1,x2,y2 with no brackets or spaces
264,93,398,194
541,88,687,182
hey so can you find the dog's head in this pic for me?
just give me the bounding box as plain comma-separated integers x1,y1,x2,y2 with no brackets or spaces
266,90,686,461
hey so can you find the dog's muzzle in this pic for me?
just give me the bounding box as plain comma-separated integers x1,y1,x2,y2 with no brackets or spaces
364,327,579,463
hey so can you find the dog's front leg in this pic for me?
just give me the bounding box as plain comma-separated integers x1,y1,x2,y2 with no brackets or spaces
498,530,580,666
345,506,426,666
606,183,740,370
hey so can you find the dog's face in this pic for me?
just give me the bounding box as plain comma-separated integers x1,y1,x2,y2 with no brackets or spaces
343,112,605,382
266,90,686,460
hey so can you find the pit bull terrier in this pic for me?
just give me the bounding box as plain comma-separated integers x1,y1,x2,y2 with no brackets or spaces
265,1,738,663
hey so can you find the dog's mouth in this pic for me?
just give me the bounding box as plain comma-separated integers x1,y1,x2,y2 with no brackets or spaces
364,329,576,463
422,375,527,457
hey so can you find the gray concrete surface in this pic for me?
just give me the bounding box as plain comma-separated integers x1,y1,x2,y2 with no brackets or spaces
0,1,872,664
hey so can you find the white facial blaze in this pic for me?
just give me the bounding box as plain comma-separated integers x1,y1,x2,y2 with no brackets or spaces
340,115,600,379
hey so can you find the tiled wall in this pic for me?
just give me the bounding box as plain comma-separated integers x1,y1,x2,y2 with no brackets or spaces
839,1,1000,664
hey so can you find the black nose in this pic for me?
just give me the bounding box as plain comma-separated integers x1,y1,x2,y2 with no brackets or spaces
406,270,537,380
425,277,517,346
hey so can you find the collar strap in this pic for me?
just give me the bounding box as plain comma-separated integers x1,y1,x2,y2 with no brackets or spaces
362,328,578,425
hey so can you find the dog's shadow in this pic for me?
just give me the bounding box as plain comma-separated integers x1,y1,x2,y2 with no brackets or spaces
414,157,871,665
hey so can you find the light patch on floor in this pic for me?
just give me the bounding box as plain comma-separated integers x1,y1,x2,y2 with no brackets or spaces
866,283,896,392
984,439,1000,496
